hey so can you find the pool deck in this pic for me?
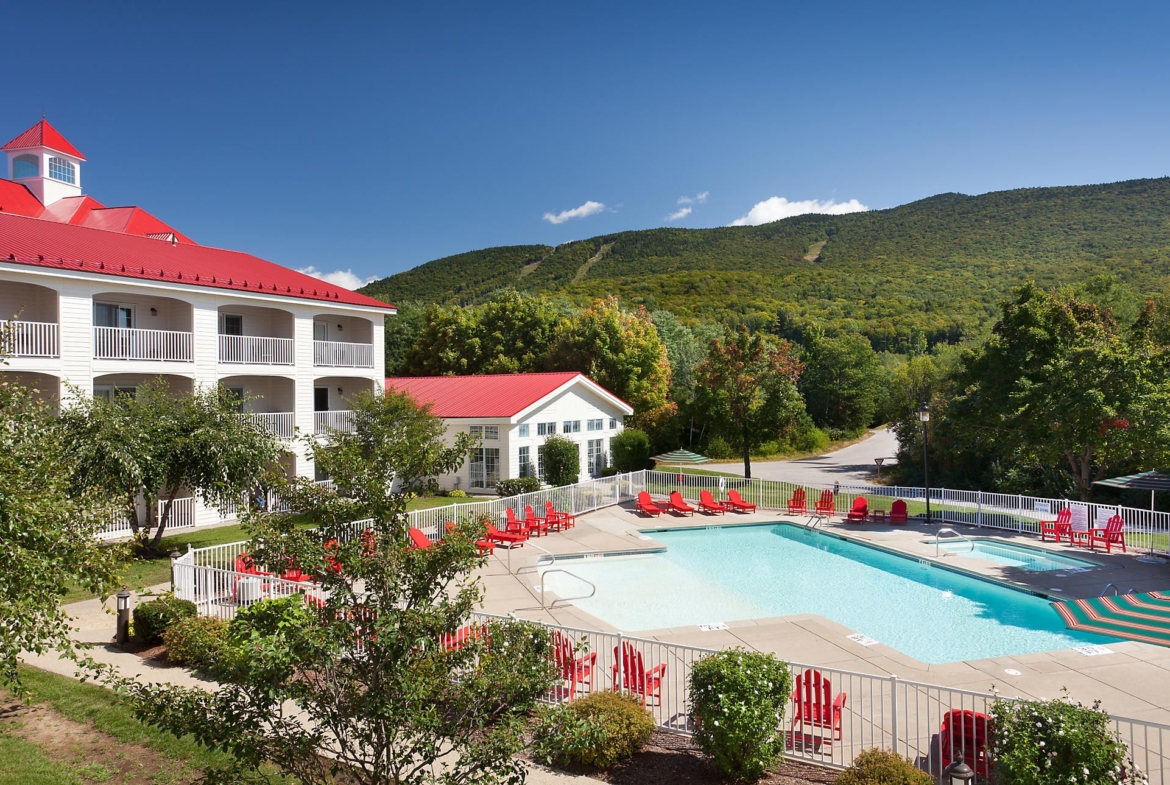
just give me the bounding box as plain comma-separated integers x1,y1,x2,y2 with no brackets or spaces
475,504,1170,725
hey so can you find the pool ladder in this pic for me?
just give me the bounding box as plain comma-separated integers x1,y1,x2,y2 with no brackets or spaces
1100,583,1137,597
934,527,974,558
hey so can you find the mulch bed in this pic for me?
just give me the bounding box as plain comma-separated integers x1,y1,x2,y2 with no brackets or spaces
532,730,840,784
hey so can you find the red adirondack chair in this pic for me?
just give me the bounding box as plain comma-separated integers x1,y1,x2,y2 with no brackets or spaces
788,488,808,515
409,527,433,550
814,489,835,517
699,489,727,515
1040,508,1073,543
524,505,550,536
485,521,527,547
938,710,991,778
506,507,541,537
546,500,576,529
725,489,757,512
636,491,664,517
1088,514,1127,553
668,491,695,516
889,499,909,524
790,669,847,750
440,623,487,653
846,497,869,522
612,641,667,707
553,630,597,700
445,521,495,556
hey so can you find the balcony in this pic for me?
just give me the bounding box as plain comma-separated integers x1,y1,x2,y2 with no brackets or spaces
1,321,58,358
219,335,295,365
314,410,355,435
94,326,192,362
243,412,296,439
313,340,374,368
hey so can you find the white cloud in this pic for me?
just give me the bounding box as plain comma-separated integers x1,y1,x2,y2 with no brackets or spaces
666,206,693,221
730,196,867,227
677,191,709,205
543,200,606,225
298,266,376,290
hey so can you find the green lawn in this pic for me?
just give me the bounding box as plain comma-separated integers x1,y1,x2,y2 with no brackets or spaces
0,733,84,785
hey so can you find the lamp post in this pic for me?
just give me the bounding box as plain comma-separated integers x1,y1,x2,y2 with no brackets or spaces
918,402,931,523
943,760,974,785
115,589,132,645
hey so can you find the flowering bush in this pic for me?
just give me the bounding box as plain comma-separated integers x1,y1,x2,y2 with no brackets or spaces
989,693,1144,785
689,649,793,782
531,691,655,769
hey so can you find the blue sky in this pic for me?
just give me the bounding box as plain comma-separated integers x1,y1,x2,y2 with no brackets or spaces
7,1,1170,287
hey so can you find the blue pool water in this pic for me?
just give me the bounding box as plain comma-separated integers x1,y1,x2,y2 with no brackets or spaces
936,538,1097,572
541,524,1117,663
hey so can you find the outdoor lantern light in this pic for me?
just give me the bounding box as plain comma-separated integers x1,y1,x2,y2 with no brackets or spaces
917,401,930,423
150,307,158,316
919,401,932,523
115,589,132,645
943,760,975,785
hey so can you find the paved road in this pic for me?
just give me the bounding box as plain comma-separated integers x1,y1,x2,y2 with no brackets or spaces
703,427,899,486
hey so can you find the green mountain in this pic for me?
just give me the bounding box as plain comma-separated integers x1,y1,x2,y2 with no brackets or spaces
360,178,1170,351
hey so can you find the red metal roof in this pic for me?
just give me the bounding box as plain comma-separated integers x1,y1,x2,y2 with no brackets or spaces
0,212,395,310
0,179,47,218
385,373,632,418
1,120,86,160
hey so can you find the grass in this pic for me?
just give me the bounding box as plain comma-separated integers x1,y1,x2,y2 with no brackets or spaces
0,733,84,785
406,495,494,511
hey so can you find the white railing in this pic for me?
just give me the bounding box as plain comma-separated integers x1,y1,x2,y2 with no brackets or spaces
313,340,374,368
218,334,294,365
243,412,295,439
314,410,355,435
0,320,58,357
93,326,192,362
97,496,197,539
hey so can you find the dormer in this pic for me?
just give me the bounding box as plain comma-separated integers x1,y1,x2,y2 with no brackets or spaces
2,120,85,207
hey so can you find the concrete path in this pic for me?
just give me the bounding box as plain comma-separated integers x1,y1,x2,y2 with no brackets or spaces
705,427,899,485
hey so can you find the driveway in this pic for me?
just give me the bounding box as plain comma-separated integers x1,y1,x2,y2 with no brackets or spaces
703,427,899,486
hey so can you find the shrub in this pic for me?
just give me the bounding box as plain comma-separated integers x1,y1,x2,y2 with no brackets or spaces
989,693,1143,785
542,435,579,487
132,594,197,645
836,749,933,785
163,615,228,671
496,476,542,498
532,691,655,769
610,429,653,472
447,489,468,498
704,436,735,460
690,649,793,782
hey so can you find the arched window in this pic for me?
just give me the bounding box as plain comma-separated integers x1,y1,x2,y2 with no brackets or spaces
12,154,38,179
48,157,75,184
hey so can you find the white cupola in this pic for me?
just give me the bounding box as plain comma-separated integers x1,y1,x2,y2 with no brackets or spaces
2,119,85,207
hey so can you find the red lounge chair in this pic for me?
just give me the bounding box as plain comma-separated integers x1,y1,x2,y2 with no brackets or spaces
846,497,868,523
1040,508,1073,543
506,507,541,537
234,554,271,577
323,539,343,574
545,500,576,529
889,499,909,524
524,505,550,536
445,521,495,556
668,491,695,516
612,641,667,707
1088,514,1127,553
409,527,433,550
814,489,835,517
725,489,756,512
440,623,486,653
790,669,846,750
553,630,596,700
636,491,664,517
788,488,807,515
938,709,990,778
699,490,727,515
485,521,527,547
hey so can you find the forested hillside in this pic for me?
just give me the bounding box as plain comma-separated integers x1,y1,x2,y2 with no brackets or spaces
360,178,1170,351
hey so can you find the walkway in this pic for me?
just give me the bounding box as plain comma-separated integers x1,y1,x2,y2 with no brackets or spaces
704,427,899,485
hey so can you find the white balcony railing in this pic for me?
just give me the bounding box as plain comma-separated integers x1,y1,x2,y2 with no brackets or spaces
93,326,192,362
314,410,355,435
313,340,374,368
219,334,295,365
0,320,59,358
242,412,295,439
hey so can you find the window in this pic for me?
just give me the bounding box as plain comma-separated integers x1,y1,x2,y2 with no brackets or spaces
563,420,580,434
484,425,498,440
94,385,136,401
519,446,532,477
537,421,556,436
219,314,243,336
469,447,500,488
313,322,329,341
314,387,329,412
94,302,133,328
609,418,618,430
587,418,604,431
518,424,529,438
13,154,37,179
469,425,482,439
537,445,545,479
48,157,75,184
587,439,606,475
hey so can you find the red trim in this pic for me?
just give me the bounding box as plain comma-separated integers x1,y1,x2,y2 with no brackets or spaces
2,120,86,160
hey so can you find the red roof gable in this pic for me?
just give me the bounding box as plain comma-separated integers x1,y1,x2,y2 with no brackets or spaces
0,179,46,218
0,212,394,310
1,120,85,160
385,373,633,418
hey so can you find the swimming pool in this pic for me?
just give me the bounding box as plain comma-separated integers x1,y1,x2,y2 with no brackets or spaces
935,538,1098,572
540,523,1117,663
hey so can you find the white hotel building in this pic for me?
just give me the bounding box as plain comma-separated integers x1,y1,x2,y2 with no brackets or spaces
0,120,393,529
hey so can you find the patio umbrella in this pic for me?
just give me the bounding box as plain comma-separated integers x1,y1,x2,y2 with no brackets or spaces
1052,591,1170,647
1093,470,1170,511
650,449,710,481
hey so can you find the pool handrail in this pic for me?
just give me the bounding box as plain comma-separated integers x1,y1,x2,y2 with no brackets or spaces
1100,582,1138,597
511,539,556,574
540,568,596,608
935,527,975,557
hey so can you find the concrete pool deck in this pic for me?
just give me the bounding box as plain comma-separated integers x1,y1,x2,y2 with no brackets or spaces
475,504,1170,725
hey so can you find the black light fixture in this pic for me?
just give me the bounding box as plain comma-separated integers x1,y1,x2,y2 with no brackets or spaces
943,760,974,785
918,401,931,523
150,307,158,316
115,589,132,644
